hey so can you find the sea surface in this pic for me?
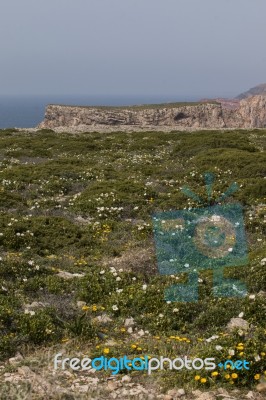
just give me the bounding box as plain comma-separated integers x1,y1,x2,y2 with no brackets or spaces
0,95,196,129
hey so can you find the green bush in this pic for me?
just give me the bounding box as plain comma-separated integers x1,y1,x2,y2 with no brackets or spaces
17,308,60,345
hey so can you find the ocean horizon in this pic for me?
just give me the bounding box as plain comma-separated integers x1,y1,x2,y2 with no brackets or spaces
0,95,200,129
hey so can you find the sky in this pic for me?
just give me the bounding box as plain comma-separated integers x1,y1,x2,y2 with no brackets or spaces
0,0,266,101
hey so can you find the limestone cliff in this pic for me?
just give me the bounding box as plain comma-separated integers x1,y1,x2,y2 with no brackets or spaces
38,95,266,131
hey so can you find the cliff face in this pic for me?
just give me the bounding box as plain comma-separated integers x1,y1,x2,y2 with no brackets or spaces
237,95,266,127
38,95,266,131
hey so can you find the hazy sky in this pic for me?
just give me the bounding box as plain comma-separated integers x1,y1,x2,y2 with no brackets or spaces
1,0,266,100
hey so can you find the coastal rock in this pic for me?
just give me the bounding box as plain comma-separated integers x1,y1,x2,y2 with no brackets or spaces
38,95,266,131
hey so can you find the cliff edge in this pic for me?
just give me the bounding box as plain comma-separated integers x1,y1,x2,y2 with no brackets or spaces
38,95,266,131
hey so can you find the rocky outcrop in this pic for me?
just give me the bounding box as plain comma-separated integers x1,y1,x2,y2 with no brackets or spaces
236,83,266,100
38,95,266,131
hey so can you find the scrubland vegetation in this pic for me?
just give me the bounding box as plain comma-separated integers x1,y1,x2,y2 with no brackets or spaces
0,128,265,397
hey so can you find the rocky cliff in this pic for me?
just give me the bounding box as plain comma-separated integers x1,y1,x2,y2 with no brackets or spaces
38,95,266,131
236,83,266,100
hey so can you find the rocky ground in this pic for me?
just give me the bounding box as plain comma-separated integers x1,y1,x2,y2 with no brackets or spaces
1,352,266,400
19,126,236,134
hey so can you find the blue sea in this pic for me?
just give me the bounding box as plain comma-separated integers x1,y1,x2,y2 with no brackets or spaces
0,95,197,129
